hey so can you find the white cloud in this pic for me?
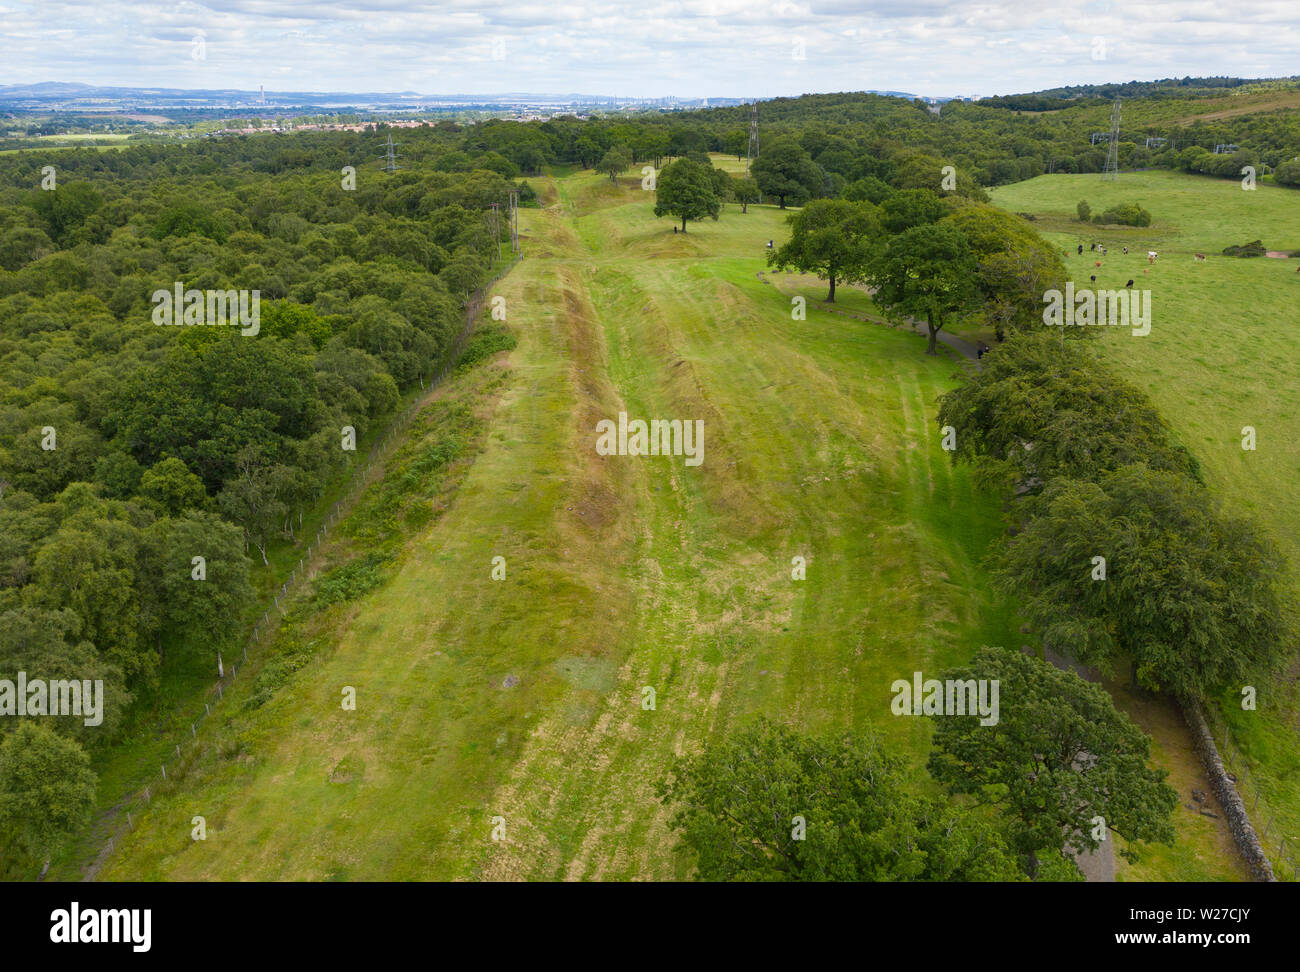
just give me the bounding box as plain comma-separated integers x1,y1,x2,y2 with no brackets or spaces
0,0,1296,97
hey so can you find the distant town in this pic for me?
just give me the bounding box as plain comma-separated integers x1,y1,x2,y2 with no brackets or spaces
0,82,974,143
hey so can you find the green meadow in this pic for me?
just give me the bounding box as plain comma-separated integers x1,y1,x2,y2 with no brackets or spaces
95,165,1246,881
990,170,1300,876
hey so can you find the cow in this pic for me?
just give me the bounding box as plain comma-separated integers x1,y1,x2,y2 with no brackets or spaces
1077,244,1083,255
1123,246,1129,255
1194,253,1206,262
1125,279,1134,288
1095,261,1102,268
1148,250,1158,264
1090,275,1096,283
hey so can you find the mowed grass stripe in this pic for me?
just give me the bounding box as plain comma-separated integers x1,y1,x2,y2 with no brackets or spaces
474,181,1021,879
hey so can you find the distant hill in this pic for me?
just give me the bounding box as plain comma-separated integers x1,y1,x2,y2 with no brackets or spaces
977,76,1300,111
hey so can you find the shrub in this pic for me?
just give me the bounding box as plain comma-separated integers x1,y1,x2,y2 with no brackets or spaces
1274,159,1300,188
312,553,391,606
457,324,517,371
1222,240,1267,257
1093,202,1150,226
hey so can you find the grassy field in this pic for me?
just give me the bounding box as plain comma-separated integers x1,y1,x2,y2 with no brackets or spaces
990,170,1300,878
95,165,1239,881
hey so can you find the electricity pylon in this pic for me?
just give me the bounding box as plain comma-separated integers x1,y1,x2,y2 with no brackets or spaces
1102,97,1121,181
746,102,759,175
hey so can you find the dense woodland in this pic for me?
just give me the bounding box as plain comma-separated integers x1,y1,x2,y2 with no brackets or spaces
0,130,525,874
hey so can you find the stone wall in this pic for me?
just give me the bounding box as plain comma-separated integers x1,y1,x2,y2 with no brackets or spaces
1181,697,1276,882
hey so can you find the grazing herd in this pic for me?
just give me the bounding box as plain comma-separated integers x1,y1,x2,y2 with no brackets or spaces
1071,238,1300,283
1075,240,1158,288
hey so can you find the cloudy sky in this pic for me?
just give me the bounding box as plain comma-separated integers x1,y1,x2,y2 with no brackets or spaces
1,0,1297,99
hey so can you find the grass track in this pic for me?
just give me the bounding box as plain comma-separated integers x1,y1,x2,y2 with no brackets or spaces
102,166,1232,881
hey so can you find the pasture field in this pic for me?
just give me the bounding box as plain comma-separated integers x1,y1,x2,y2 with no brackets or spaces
709,152,752,175
990,171,1300,875
95,165,1239,881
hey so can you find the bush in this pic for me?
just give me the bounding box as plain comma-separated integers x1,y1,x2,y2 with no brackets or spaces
1222,239,1267,257
1076,199,1091,222
243,630,319,710
1093,202,1151,226
456,324,517,371
312,553,391,606
1274,159,1300,188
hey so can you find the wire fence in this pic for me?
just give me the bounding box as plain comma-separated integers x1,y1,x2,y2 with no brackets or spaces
1218,722,1299,882
89,255,520,872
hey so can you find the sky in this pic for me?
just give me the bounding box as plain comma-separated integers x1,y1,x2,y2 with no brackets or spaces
1,0,1297,100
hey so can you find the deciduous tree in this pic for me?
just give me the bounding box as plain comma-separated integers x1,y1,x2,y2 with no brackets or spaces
660,718,1021,881
769,199,881,301
653,158,721,232
868,220,978,354
928,647,1178,878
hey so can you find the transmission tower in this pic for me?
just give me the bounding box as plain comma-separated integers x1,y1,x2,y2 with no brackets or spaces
381,133,400,173
746,101,759,175
1102,97,1121,181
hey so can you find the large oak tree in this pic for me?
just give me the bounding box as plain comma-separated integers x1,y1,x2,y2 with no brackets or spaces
867,220,978,354
768,199,881,301
653,158,721,232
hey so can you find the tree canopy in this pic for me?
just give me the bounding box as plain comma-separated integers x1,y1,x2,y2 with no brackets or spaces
653,158,721,232
994,466,1289,697
928,647,1178,877
750,139,822,209
597,145,633,182
867,220,978,354
660,718,1021,881
768,199,881,301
